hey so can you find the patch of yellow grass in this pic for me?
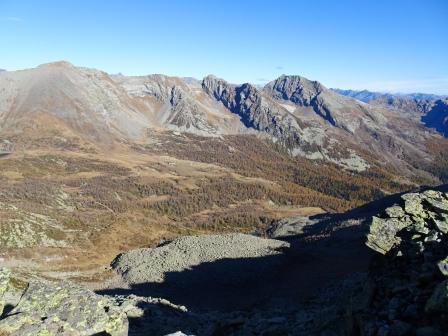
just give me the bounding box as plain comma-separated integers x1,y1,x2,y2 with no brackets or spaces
1,170,23,180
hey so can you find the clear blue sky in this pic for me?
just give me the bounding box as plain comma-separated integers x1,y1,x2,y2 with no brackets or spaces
1,0,447,94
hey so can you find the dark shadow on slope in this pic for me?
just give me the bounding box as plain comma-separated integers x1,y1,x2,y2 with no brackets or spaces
97,185,448,334
422,100,448,137
100,252,292,311
98,194,394,312
98,219,374,334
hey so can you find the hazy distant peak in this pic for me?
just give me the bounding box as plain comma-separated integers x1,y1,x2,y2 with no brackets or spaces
37,60,75,68
333,88,447,103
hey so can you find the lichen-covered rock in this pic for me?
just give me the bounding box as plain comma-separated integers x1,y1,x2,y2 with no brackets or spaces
434,214,448,234
385,205,405,218
361,189,448,335
402,192,427,218
0,278,128,335
437,257,448,276
366,190,448,254
0,268,11,316
425,196,448,213
366,216,411,254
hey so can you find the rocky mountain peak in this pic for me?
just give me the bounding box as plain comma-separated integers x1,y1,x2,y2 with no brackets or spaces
264,75,326,105
201,75,235,103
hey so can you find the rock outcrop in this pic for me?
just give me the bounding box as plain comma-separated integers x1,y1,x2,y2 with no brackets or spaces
0,269,128,336
361,189,448,335
119,74,218,134
202,75,305,148
264,75,339,126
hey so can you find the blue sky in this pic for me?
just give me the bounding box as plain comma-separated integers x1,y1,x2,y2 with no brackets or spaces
1,0,447,94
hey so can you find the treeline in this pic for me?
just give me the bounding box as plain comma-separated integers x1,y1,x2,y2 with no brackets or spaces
142,133,405,205
182,204,274,232
147,176,351,218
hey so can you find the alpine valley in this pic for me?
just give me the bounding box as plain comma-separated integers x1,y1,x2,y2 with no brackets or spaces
0,61,448,335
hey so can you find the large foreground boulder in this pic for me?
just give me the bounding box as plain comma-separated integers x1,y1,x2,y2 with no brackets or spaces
0,269,128,336
361,189,448,335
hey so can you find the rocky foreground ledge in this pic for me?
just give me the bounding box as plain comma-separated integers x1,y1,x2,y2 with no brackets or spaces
0,189,447,335
0,268,128,335
360,189,448,335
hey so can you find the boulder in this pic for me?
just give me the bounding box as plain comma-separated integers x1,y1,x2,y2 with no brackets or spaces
0,276,128,336
366,216,410,254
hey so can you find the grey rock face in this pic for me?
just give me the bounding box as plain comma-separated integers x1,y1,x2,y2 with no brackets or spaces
0,275,128,335
202,75,304,148
264,75,339,125
212,75,373,171
201,75,237,107
264,75,383,135
124,74,218,134
265,75,325,105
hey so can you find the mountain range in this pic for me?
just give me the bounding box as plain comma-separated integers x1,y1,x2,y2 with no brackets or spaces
1,61,447,176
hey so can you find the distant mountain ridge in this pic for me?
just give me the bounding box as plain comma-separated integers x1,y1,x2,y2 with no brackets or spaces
333,88,448,137
332,88,446,103
0,61,447,177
